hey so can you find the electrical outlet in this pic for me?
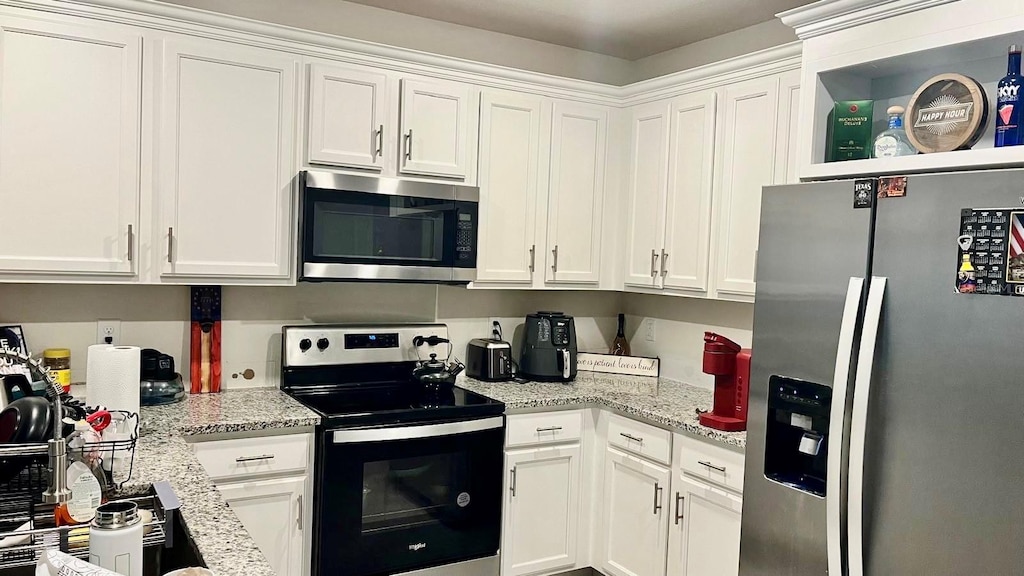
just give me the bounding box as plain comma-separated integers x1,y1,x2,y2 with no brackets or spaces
644,318,656,342
488,317,504,339
97,319,121,345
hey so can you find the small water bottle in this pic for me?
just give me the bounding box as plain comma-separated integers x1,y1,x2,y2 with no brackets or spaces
90,501,143,576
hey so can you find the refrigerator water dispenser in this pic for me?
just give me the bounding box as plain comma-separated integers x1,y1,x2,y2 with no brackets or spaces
764,376,832,497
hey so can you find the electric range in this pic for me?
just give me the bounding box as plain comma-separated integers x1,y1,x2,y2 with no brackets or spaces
281,324,504,576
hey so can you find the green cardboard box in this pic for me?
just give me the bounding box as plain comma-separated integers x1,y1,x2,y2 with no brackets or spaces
826,100,874,162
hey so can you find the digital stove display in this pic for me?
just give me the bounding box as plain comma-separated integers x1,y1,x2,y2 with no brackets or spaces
344,333,399,349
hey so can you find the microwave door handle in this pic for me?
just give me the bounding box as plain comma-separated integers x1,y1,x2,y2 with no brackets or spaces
848,277,887,576
827,276,865,576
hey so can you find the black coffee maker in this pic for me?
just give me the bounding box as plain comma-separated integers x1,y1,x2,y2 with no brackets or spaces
519,311,577,382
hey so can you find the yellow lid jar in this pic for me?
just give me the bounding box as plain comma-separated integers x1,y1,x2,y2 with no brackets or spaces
43,348,72,392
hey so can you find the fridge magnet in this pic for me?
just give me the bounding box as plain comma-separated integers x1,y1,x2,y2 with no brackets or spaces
958,235,974,251
1008,211,1024,285
853,179,876,209
878,176,908,198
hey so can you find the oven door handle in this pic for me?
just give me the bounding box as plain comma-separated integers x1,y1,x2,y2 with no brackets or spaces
331,416,504,444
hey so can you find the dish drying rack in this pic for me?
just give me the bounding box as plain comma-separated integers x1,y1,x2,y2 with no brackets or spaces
0,482,179,570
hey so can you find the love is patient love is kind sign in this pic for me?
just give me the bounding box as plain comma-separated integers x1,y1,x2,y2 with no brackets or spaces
577,353,659,377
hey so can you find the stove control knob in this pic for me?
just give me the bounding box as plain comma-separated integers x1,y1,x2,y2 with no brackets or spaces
317,338,330,351
299,338,312,352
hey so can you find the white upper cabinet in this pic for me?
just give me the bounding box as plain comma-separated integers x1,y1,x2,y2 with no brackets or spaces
503,445,582,576
602,447,671,576
158,36,297,279
0,17,141,276
399,78,474,178
711,76,780,300
663,91,717,293
667,475,742,576
624,102,670,288
475,91,546,284
546,102,608,285
774,69,802,186
307,63,388,170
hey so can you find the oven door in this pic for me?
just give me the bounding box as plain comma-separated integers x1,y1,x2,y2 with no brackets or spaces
316,417,504,576
300,173,478,283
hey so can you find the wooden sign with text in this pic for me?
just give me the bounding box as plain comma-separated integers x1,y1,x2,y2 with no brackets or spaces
577,353,659,377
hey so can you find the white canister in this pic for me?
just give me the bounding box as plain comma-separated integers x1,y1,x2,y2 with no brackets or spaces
89,501,143,576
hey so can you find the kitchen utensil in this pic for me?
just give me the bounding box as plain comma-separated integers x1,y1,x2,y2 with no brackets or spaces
412,335,465,392
519,311,578,382
0,395,53,443
190,287,222,394
86,410,112,432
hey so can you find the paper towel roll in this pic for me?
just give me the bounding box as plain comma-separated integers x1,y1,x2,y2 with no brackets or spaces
86,345,141,415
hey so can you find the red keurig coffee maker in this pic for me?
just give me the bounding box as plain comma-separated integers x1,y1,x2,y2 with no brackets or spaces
699,332,751,432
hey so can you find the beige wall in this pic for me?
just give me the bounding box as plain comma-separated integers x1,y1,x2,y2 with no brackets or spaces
156,0,633,85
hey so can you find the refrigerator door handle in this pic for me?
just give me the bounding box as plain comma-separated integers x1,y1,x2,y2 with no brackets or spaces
847,276,887,576
826,276,865,576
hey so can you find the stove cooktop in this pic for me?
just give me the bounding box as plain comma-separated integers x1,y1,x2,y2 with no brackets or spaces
287,383,504,428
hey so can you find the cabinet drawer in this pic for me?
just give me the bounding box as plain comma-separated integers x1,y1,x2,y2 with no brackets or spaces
506,411,583,447
192,433,310,480
607,414,672,466
679,437,745,493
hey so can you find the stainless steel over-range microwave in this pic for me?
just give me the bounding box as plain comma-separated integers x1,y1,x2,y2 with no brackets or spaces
299,171,479,283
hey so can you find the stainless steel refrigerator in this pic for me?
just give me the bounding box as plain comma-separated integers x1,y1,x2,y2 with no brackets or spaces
739,170,1024,576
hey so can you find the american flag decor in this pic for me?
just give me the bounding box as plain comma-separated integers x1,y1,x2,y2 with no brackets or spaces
1013,212,1024,260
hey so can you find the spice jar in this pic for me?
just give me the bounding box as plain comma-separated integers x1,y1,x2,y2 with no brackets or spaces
43,348,71,393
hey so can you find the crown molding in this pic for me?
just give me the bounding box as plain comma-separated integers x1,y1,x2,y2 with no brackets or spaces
778,0,959,40
1,0,802,107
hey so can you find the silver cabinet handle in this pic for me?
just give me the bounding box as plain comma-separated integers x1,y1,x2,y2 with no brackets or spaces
620,432,644,443
753,249,759,283
650,249,658,278
660,250,668,277
653,482,663,515
510,467,517,497
698,460,727,473
127,224,134,262
529,244,536,273
297,494,303,529
404,130,413,160
536,426,563,433
375,124,384,158
167,227,174,263
675,492,684,525
551,245,558,272
235,454,275,463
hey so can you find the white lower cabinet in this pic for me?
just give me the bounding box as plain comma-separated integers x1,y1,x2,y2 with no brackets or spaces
218,476,307,576
502,444,581,576
601,446,671,576
667,475,743,576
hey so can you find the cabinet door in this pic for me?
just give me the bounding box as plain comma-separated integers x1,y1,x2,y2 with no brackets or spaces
667,475,742,576
602,447,670,576
0,17,140,276
545,102,607,284
399,78,472,178
159,37,297,279
502,444,581,576
219,475,306,576
711,76,780,299
308,63,387,170
663,91,717,293
623,102,670,288
475,91,545,284
774,69,802,185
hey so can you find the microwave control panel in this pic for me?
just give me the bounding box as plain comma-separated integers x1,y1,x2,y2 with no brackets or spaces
456,212,474,260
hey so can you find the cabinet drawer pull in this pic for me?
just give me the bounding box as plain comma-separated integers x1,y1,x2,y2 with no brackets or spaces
510,467,517,497
167,227,174,264
375,124,384,158
551,246,558,272
404,130,413,160
660,250,668,277
675,492,684,525
235,454,275,463
698,460,727,473
529,245,536,273
535,426,563,433
653,482,663,515
297,494,303,529
127,225,134,262
619,432,644,443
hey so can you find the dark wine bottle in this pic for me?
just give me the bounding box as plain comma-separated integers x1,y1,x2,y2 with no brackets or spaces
610,313,630,356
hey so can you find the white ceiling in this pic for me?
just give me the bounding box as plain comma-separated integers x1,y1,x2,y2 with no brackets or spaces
342,0,812,60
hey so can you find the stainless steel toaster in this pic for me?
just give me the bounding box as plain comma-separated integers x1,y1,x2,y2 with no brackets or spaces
465,338,513,382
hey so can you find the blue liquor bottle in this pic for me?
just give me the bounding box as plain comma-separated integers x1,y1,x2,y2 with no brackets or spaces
996,45,1023,147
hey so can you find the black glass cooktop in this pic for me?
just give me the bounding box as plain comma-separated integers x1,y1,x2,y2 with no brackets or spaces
288,383,504,428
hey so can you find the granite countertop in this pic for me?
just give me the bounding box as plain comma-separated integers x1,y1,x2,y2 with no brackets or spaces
106,388,321,576
458,372,747,449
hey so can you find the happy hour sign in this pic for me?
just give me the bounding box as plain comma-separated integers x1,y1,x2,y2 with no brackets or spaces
577,353,659,377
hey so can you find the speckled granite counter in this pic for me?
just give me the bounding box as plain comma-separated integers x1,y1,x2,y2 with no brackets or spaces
458,372,746,449
97,387,320,576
